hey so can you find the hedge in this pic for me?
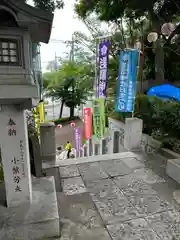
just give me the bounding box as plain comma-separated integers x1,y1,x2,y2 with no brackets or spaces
108,94,180,153
46,116,80,125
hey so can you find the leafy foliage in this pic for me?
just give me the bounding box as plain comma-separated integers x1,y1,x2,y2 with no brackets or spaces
20,0,64,12
110,94,180,153
43,59,94,118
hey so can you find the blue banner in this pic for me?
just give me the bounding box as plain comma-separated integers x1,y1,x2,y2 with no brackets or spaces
115,49,139,112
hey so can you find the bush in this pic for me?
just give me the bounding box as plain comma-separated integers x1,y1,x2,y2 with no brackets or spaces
109,94,180,153
46,116,80,125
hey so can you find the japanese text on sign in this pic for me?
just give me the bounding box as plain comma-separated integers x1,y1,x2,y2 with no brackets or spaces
7,118,16,136
11,157,22,192
20,140,25,177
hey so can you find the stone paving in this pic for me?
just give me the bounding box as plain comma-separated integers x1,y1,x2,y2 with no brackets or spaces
57,152,180,240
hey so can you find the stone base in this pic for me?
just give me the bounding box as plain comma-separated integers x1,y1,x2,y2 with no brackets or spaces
166,159,180,184
0,176,60,240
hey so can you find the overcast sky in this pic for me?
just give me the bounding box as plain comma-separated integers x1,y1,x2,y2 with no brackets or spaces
28,0,89,71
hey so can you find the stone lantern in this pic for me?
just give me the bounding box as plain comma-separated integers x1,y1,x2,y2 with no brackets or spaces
0,0,53,207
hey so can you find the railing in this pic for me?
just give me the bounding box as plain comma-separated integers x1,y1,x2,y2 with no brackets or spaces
76,117,162,159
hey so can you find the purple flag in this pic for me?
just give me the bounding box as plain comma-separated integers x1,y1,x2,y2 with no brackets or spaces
75,127,81,152
98,40,110,98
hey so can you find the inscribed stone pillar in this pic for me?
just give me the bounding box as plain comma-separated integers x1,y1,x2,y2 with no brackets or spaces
40,122,56,163
0,105,32,207
124,118,143,150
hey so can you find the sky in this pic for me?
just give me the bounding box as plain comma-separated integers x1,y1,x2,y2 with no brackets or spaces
28,0,90,72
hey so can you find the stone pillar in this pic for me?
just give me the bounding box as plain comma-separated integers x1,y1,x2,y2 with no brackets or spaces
88,139,93,156
108,131,114,154
94,143,100,155
29,134,42,177
40,122,56,163
84,145,88,157
80,148,83,158
113,131,120,153
101,138,108,155
124,118,143,150
0,105,32,207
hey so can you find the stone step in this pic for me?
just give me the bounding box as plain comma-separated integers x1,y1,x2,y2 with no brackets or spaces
0,176,60,240
57,151,135,167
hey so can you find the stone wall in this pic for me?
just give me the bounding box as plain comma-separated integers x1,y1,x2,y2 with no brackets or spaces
108,117,162,154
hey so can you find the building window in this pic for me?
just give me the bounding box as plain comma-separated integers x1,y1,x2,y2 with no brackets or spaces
0,39,20,65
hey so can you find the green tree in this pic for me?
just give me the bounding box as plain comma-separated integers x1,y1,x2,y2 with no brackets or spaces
19,0,64,12
75,0,180,83
44,60,94,118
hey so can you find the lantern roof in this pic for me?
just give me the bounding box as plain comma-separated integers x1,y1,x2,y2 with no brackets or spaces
0,0,54,43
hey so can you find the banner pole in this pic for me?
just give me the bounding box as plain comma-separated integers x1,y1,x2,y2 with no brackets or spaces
132,50,141,118
95,39,99,98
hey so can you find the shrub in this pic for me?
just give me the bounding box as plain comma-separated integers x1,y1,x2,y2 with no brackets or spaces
109,94,180,153
46,116,80,125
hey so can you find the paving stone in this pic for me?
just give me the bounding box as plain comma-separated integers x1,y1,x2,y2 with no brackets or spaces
93,196,140,225
100,159,132,177
122,157,145,170
114,175,157,196
107,218,160,240
58,192,103,228
61,177,86,195
132,168,165,184
85,178,124,201
128,194,172,215
146,210,180,240
59,165,80,178
60,221,112,240
77,162,108,182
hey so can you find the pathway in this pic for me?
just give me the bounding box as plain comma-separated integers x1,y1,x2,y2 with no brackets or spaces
55,151,180,240
55,120,84,149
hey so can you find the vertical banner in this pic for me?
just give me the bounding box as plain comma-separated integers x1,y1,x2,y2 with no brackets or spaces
92,98,105,139
98,40,110,98
75,127,81,153
115,49,139,112
84,108,92,140
38,101,45,123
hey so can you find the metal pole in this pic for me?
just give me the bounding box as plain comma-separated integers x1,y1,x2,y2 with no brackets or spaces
132,50,141,118
95,38,98,98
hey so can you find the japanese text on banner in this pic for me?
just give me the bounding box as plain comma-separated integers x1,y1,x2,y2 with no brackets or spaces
98,41,110,98
92,99,105,138
84,108,92,140
75,127,81,152
115,49,139,112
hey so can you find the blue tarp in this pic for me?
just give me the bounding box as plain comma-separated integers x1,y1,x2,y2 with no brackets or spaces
147,84,180,102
